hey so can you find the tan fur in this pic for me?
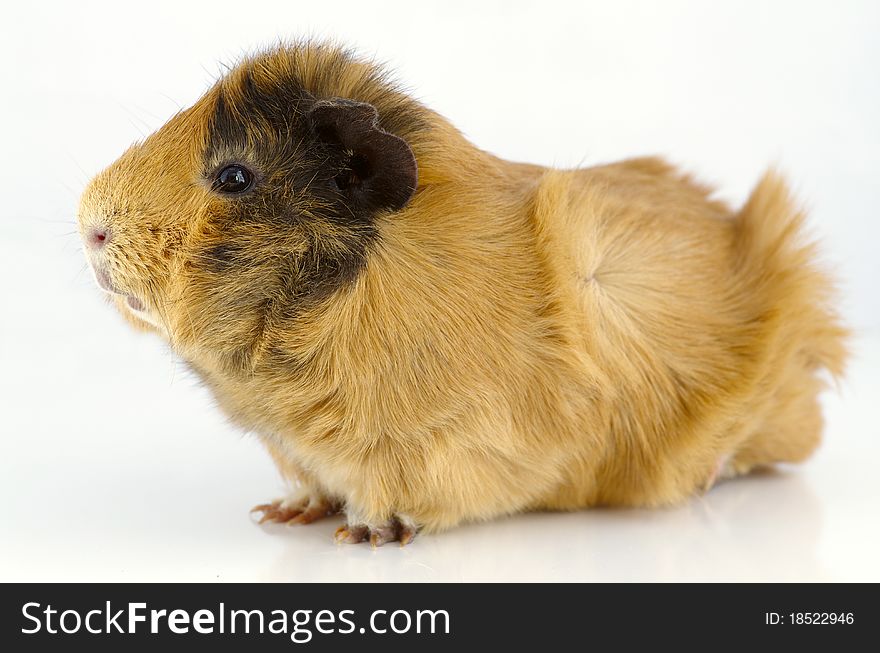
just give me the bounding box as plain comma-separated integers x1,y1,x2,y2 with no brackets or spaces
78,42,846,539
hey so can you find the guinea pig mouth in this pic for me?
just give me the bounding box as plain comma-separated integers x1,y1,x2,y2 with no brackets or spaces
125,296,146,313
92,267,120,294
90,266,147,313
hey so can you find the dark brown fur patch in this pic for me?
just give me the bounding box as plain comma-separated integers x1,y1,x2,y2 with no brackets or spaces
198,46,426,320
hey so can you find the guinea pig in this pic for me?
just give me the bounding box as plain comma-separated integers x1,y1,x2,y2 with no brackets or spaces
77,41,846,546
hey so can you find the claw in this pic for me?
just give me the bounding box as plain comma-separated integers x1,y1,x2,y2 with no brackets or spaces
288,505,332,526
252,495,338,526
250,504,274,514
335,525,369,544
398,528,416,547
335,516,419,547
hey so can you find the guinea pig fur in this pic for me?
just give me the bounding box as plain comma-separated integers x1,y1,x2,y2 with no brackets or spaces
77,42,847,546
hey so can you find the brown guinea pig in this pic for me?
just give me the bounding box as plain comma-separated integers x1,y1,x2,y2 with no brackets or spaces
77,41,846,546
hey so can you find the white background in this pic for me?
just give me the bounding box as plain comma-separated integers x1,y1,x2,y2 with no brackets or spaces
1,0,878,581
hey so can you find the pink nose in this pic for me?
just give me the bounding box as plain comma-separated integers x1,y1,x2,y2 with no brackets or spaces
87,227,111,249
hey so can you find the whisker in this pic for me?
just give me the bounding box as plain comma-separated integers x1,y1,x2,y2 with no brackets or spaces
37,217,78,225
64,152,94,187
158,93,184,112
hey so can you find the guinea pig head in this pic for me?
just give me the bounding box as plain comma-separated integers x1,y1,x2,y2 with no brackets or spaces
77,50,419,371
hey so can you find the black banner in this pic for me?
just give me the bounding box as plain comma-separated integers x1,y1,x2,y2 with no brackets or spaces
0,583,873,650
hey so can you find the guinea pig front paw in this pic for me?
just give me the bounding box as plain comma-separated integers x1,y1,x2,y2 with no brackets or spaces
251,491,340,526
334,514,419,548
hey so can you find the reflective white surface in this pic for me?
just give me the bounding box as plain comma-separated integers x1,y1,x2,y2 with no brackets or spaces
1,0,879,582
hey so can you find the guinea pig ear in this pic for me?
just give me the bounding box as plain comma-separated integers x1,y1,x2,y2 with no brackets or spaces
307,98,418,213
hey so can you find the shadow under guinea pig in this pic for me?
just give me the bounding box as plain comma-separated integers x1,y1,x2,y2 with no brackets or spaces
256,467,826,582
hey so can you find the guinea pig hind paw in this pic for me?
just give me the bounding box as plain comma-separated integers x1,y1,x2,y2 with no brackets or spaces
251,494,339,526
700,454,734,494
334,515,418,548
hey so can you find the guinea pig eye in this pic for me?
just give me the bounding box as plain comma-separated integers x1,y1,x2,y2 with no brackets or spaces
213,164,253,194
